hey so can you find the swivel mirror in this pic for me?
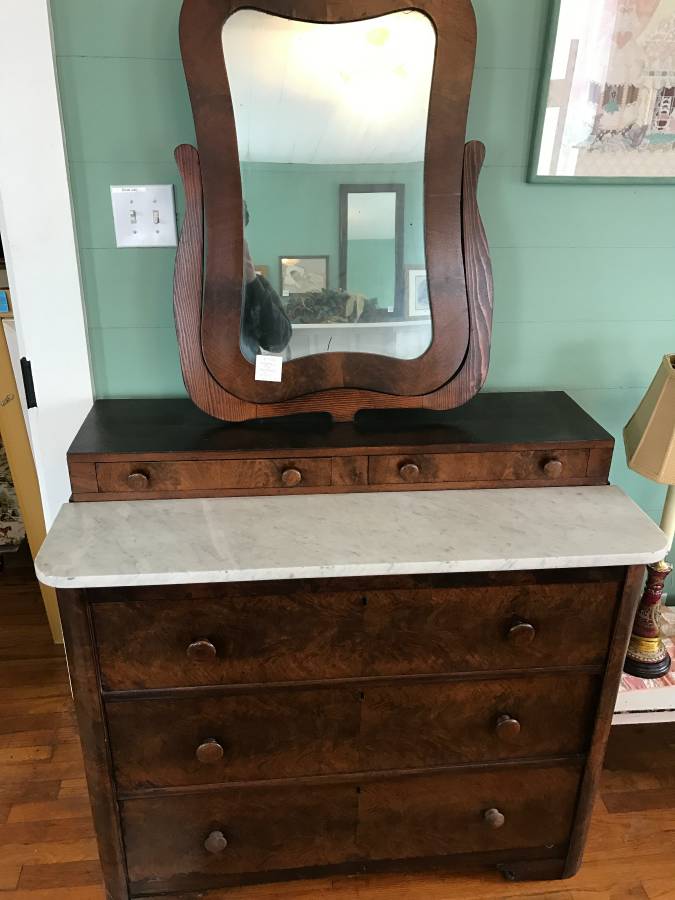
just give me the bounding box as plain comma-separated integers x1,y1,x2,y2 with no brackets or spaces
174,0,493,421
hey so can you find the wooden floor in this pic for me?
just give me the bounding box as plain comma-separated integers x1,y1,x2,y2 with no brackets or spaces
1,544,675,900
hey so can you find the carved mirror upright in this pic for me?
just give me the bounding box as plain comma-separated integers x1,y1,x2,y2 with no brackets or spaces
174,0,493,422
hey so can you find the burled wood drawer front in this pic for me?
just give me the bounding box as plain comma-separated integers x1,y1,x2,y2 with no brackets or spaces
94,591,363,691
359,764,582,861
108,688,362,790
95,458,332,493
363,580,618,678
122,764,580,894
107,673,597,792
93,578,620,691
123,782,359,894
369,449,589,486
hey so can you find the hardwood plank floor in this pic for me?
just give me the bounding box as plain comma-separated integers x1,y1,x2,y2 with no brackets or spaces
1,543,674,899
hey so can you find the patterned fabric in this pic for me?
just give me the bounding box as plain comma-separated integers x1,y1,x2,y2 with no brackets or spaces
0,442,25,551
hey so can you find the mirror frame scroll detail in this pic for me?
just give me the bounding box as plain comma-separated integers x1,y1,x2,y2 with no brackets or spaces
174,0,494,422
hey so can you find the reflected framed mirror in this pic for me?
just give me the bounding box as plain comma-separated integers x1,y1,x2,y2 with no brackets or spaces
339,185,405,316
174,0,493,421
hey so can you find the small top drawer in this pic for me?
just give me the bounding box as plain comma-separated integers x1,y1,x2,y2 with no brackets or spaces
95,458,331,494
369,449,589,487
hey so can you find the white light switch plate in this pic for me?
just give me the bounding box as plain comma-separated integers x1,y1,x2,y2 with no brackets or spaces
110,185,177,248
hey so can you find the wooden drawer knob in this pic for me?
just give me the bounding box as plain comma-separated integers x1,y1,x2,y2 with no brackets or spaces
281,467,302,487
204,830,228,854
495,714,521,742
484,808,506,830
127,471,149,490
186,639,217,661
542,458,563,478
196,739,224,764
507,620,536,646
399,462,420,482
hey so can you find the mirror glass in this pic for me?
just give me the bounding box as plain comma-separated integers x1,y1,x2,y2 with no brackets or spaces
222,10,435,363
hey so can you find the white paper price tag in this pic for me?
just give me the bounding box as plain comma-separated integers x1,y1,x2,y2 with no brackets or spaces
255,354,283,382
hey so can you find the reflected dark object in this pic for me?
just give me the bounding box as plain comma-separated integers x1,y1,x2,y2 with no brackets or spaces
240,275,292,362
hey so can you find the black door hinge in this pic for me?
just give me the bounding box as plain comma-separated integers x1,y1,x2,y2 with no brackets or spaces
20,358,37,409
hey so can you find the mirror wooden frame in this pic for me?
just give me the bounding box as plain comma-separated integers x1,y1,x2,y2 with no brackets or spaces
174,0,494,422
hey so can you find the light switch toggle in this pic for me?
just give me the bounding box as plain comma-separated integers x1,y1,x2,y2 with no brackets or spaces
110,185,177,248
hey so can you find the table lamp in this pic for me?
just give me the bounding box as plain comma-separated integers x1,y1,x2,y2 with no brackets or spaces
623,353,675,678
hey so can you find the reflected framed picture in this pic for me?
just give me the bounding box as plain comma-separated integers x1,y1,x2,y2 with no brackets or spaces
406,266,429,318
530,0,675,183
279,256,328,296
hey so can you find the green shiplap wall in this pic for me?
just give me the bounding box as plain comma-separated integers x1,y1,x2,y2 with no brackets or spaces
51,0,675,539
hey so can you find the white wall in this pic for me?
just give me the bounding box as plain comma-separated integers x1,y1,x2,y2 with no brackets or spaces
0,0,93,526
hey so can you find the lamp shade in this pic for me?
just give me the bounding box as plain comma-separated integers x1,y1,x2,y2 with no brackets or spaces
624,354,675,485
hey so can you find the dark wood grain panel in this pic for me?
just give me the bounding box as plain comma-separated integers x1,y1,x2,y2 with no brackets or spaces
362,579,621,676
67,461,98,495
95,458,331,493
107,673,597,792
359,765,582,861
54,590,128,898
93,590,365,691
123,782,359,893
107,688,361,790
368,449,589,486
331,456,368,487
563,565,644,878
361,673,598,771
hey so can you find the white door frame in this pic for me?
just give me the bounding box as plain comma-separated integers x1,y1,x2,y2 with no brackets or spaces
0,0,94,527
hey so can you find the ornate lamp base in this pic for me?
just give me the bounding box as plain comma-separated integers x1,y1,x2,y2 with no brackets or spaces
624,560,673,679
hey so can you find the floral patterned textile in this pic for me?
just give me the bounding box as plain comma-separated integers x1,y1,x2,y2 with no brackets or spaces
0,442,25,551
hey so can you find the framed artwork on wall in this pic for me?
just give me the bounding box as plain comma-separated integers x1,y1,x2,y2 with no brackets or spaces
530,0,675,183
405,266,429,318
279,256,328,297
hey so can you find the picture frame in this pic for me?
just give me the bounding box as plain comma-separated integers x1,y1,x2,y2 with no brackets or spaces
530,0,675,184
405,266,429,318
279,256,329,297
0,288,12,318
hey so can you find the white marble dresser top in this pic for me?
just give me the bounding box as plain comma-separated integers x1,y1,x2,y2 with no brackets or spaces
34,486,668,589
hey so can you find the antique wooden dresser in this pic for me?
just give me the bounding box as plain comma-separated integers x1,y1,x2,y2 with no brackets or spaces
35,397,668,899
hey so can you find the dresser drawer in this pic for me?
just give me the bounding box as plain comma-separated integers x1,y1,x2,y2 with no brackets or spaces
108,687,362,790
93,590,364,691
359,764,582,861
107,673,597,791
123,782,359,894
92,575,620,691
369,449,590,486
95,457,332,494
122,764,580,894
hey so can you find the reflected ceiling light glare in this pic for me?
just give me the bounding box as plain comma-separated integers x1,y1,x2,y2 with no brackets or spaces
290,12,434,119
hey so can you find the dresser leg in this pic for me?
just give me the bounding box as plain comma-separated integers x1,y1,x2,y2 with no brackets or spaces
497,858,566,882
